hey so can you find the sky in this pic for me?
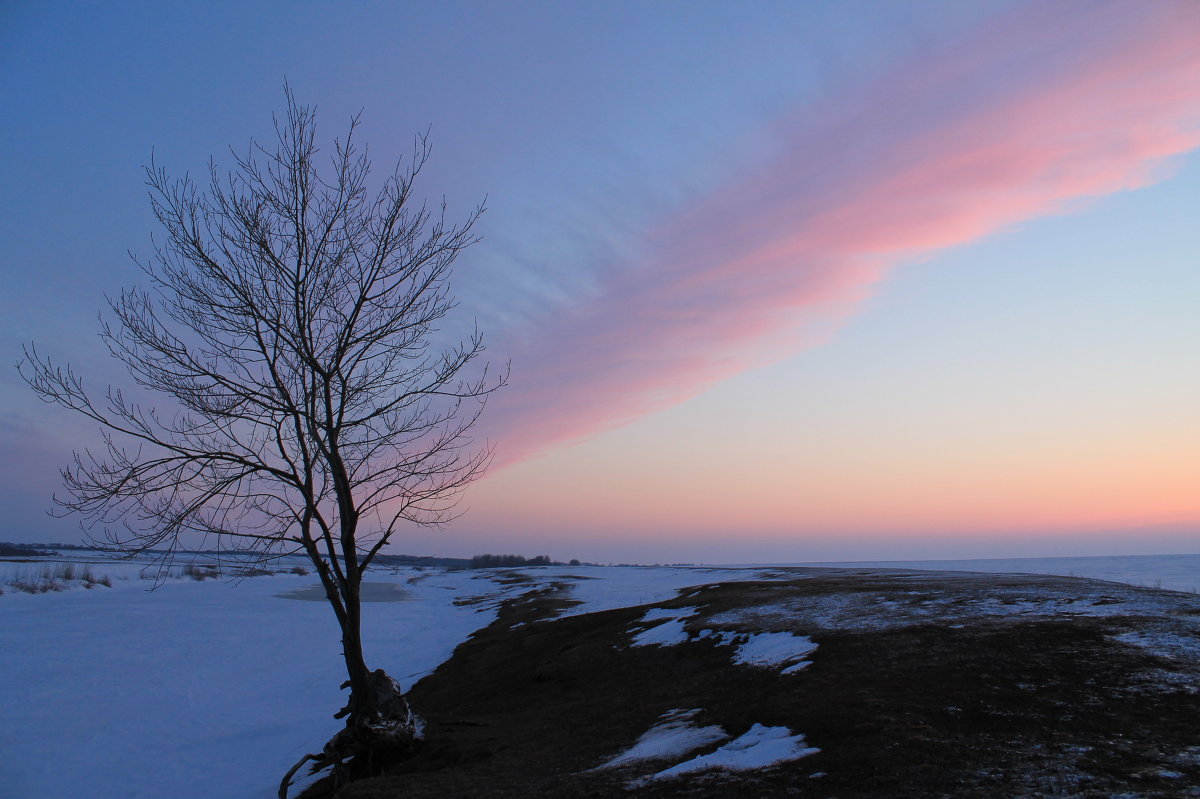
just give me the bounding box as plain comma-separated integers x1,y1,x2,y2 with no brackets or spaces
1,1,1198,564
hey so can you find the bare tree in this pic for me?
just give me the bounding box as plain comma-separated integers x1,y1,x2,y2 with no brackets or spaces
19,90,504,791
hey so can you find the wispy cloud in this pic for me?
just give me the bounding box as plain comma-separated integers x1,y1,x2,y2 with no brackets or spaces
481,1,1200,465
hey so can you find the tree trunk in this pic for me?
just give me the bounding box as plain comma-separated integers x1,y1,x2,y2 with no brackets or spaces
279,583,419,799
340,586,376,722
337,581,418,749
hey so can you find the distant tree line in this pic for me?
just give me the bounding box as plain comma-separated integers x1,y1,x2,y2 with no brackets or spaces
469,553,555,569
372,554,472,569
0,542,64,556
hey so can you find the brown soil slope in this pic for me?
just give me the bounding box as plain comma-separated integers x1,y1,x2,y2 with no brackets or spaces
309,569,1200,798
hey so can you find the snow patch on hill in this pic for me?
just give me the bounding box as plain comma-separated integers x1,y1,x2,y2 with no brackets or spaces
647,723,819,781
629,606,819,672
598,708,727,768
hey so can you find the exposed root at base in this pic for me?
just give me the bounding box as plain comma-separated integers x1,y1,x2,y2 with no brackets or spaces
280,670,419,799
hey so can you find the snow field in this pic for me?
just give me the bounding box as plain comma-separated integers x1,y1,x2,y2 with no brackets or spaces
0,565,505,799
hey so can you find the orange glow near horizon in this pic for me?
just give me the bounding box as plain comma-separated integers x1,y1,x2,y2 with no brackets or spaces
463,371,1200,547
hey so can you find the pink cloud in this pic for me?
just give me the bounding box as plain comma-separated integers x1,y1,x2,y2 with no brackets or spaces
480,1,1200,466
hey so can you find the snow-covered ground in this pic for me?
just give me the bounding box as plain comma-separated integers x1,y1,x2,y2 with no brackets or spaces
0,562,502,799
2,551,1198,797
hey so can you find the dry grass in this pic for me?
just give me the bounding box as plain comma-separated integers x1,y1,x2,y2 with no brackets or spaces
181,563,221,580
3,562,113,594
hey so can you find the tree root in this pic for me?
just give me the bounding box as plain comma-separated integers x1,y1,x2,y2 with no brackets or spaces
279,671,419,799
279,752,322,799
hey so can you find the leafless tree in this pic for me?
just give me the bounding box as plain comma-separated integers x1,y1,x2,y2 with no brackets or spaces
19,90,504,791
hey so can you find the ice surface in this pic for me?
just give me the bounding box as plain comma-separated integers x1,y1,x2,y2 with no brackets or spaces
650,723,819,779
599,709,727,768
278,581,413,602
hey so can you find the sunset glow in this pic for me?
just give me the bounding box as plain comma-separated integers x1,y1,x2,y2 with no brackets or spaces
2,1,1197,562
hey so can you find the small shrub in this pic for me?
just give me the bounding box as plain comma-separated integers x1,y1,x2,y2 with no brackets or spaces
3,562,116,594
7,568,55,594
182,563,220,580
78,566,113,588
290,565,310,576
8,575,66,594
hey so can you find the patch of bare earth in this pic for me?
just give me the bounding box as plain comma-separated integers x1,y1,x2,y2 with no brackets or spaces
303,570,1200,797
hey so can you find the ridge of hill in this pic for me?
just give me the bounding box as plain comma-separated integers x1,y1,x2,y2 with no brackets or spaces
306,568,1200,798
